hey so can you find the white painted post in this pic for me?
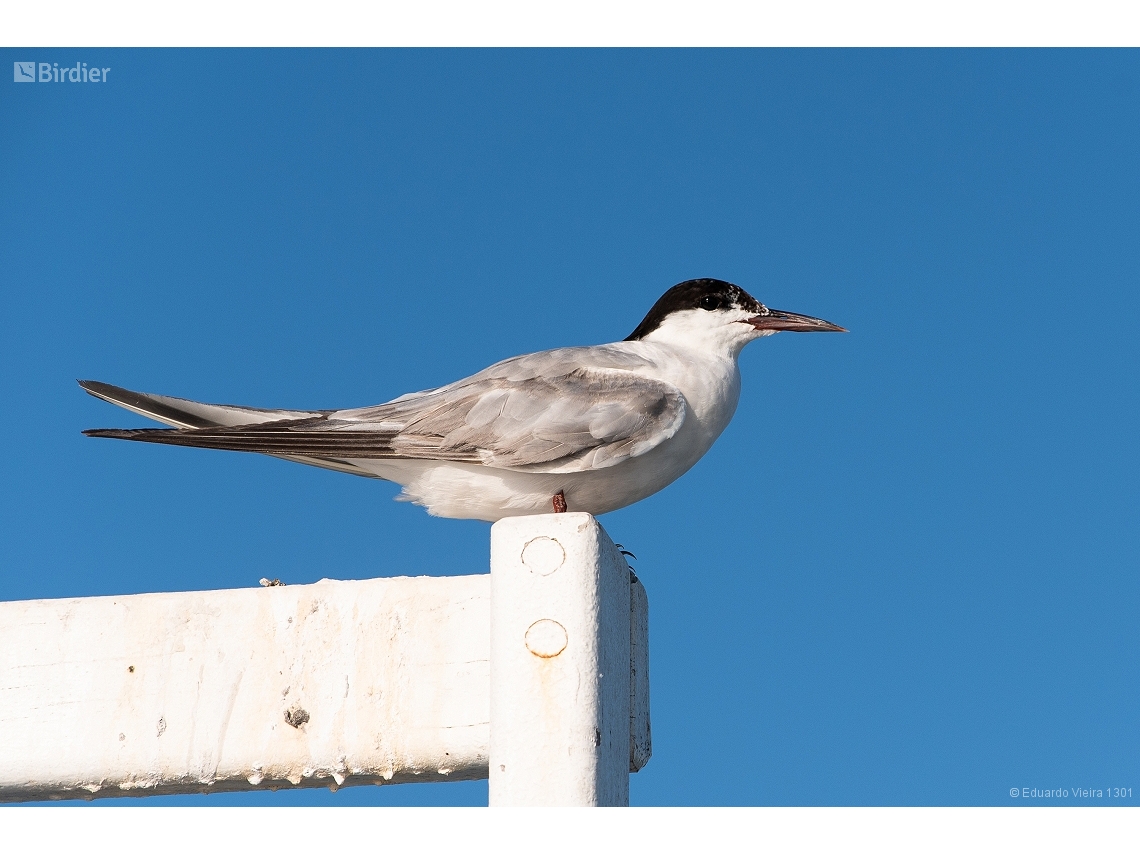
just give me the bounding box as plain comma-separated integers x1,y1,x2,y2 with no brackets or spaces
0,513,649,804
489,512,633,806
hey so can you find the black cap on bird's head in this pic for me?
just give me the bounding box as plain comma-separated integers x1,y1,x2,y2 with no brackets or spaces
625,278,846,341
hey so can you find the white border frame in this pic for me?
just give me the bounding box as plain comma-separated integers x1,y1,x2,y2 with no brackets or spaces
3,1,1139,47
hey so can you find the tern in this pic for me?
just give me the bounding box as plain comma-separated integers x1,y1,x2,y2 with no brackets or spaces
81,278,844,521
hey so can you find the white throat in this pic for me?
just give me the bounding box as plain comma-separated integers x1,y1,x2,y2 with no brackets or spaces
638,308,769,360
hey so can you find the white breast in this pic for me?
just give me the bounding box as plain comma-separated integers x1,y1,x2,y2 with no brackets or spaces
618,340,741,454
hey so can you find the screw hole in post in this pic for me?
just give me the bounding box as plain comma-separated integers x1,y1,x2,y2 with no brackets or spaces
524,619,568,658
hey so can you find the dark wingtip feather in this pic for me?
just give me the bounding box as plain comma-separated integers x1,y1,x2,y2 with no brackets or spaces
78,379,141,405
77,380,223,429
78,379,117,394
83,428,157,439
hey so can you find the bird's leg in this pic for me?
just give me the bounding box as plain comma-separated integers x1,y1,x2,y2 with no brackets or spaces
552,490,567,513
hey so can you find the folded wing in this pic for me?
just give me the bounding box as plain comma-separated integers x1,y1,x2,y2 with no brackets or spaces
82,347,687,474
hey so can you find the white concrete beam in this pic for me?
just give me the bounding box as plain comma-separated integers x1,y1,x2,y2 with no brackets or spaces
0,513,649,804
0,575,491,801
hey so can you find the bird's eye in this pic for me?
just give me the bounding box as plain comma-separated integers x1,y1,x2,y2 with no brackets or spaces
699,295,721,311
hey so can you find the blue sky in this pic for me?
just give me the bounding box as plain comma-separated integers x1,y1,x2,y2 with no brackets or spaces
1,49,1136,806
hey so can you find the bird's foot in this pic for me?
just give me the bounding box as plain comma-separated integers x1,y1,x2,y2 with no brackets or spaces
615,542,638,576
552,490,567,513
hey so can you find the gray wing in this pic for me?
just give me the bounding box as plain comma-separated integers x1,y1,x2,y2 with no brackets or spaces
84,346,687,474
341,346,687,472
78,379,374,477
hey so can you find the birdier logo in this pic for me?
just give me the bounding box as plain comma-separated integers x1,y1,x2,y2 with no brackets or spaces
13,62,111,83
